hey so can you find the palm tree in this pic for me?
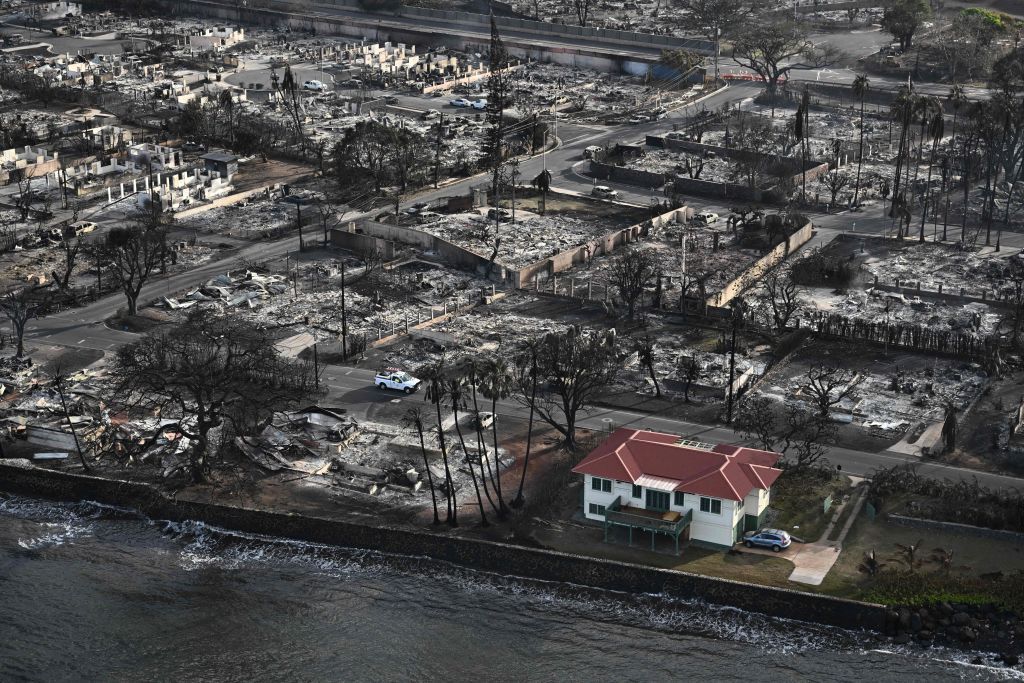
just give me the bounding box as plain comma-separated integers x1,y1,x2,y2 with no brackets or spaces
402,407,440,525
422,361,457,527
479,354,514,516
888,86,916,238
851,74,869,208
456,356,500,516
919,109,945,242
909,96,941,238
447,375,489,527
512,340,540,508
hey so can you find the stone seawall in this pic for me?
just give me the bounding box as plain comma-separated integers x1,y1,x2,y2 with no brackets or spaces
0,460,887,632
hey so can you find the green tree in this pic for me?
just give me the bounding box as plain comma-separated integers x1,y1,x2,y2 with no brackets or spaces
881,0,931,51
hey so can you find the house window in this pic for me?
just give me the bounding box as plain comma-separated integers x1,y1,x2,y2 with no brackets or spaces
673,492,685,507
588,503,606,516
645,490,670,512
632,484,642,499
590,477,612,493
700,497,722,515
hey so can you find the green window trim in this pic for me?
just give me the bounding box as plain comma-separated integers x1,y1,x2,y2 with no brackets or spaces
673,492,685,507
591,477,611,493
645,490,670,512
632,484,642,499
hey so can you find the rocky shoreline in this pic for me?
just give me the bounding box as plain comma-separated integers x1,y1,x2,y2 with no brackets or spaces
888,602,1023,666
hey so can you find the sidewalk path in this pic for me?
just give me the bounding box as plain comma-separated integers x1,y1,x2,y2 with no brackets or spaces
739,484,869,586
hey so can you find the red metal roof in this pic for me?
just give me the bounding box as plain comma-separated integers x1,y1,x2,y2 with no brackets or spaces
571,428,783,501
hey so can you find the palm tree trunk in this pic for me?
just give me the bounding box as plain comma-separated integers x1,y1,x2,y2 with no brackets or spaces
452,401,489,527
434,399,456,526
489,395,508,515
415,423,441,525
512,355,538,508
468,383,500,515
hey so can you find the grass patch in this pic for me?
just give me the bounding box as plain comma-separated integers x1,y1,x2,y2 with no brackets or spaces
770,468,851,542
860,570,1024,612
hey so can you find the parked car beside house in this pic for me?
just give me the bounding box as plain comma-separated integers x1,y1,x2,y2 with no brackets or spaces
743,528,792,552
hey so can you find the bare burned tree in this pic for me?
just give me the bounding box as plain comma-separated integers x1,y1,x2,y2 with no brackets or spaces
53,237,81,294
734,395,836,470
111,313,317,483
819,169,852,208
678,354,699,402
104,216,167,317
0,286,46,358
676,0,752,81
610,247,658,320
513,326,619,451
801,364,863,418
756,263,804,332
635,334,661,398
572,0,593,26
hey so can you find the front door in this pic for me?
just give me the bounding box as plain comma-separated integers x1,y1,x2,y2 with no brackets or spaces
645,490,670,512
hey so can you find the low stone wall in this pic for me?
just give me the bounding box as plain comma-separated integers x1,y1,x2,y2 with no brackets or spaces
887,513,1024,543
0,460,887,632
355,220,506,280
330,228,396,260
588,160,666,189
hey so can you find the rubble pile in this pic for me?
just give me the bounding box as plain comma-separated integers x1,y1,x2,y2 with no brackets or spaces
624,148,734,183
860,243,1001,293
417,209,624,268
806,288,1002,338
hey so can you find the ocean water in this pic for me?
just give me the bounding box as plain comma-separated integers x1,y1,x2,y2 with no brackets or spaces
0,494,1018,682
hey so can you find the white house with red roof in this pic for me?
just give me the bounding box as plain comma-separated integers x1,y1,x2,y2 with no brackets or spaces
572,428,783,551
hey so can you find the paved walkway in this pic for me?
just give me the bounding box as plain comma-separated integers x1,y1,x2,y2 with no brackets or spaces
739,484,869,586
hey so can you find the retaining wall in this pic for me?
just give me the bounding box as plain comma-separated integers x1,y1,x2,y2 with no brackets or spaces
708,221,813,308
887,513,1024,543
330,227,396,259
0,459,887,632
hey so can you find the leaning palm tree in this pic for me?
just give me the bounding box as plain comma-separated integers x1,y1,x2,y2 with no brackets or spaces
447,375,489,527
422,360,457,527
401,407,440,525
919,110,945,242
851,74,870,208
511,339,541,508
455,356,499,516
479,353,514,516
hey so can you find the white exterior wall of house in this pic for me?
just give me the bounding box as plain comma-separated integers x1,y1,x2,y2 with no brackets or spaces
582,476,746,547
744,487,770,517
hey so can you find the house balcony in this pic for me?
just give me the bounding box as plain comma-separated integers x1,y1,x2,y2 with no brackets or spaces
603,496,692,554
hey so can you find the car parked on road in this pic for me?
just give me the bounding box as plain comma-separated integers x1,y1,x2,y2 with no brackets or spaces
743,529,792,552
384,95,400,104
592,185,618,199
450,97,472,107
303,80,327,91
374,369,421,394
471,98,487,110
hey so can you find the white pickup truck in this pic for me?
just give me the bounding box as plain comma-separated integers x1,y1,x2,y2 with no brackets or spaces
374,370,421,394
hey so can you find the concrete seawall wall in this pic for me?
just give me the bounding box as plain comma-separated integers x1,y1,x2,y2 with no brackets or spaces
0,460,887,632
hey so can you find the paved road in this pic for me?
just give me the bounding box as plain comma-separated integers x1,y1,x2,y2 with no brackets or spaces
323,365,1024,492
